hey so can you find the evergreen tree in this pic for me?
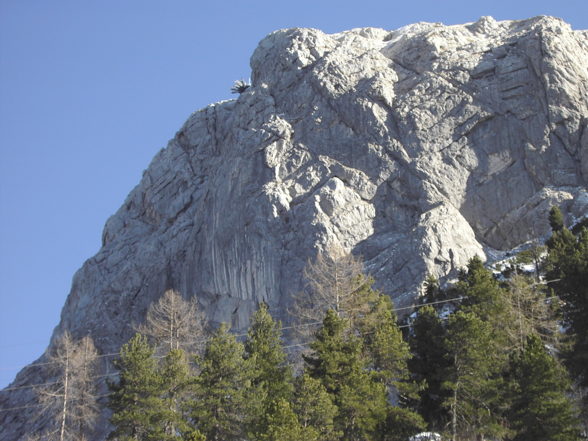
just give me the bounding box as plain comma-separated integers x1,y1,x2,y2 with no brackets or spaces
158,349,194,440
244,303,293,439
507,335,581,441
358,288,424,439
443,312,506,441
292,373,340,441
549,205,565,232
258,398,311,441
304,310,359,394
546,222,588,398
189,323,249,441
422,275,442,303
408,305,451,431
108,334,165,441
457,256,510,331
305,309,388,440
513,243,546,281
379,407,426,441
337,378,389,441
359,294,413,391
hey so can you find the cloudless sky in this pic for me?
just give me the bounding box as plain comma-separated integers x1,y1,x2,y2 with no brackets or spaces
1,0,587,388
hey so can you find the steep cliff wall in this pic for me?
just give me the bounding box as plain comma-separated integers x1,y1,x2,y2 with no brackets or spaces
1,16,587,439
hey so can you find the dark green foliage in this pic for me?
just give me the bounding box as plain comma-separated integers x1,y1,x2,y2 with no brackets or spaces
108,334,166,441
443,312,506,441
360,295,409,381
304,309,358,395
549,206,565,232
305,309,388,440
546,220,588,397
158,349,193,439
104,241,588,441
507,335,581,441
513,245,546,277
457,256,510,328
422,275,442,303
108,335,204,441
337,377,388,441
258,398,310,441
358,291,413,391
189,323,249,441
244,302,293,439
379,407,426,441
408,305,450,430
292,373,340,441
571,216,588,235
303,271,427,441
454,256,512,382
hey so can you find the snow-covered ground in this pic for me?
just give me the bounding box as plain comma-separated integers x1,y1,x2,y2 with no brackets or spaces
409,432,442,441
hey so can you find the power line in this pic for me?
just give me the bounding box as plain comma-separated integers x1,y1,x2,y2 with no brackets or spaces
1,290,561,412
0,352,121,372
1,373,119,393
393,295,466,312
0,403,44,413
0,311,453,412
2,295,468,373
0,392,116,413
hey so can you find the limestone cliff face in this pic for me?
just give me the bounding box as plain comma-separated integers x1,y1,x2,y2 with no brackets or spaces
2,16,587,439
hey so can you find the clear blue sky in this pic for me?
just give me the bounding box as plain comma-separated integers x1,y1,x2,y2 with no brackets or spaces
1,0,587,388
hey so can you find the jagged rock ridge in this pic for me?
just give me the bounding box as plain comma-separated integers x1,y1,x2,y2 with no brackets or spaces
1,15,588,440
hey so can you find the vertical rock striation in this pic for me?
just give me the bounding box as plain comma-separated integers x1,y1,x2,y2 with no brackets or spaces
1,16,587,440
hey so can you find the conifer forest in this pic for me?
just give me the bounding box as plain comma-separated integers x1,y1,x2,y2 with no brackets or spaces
27,208,588,441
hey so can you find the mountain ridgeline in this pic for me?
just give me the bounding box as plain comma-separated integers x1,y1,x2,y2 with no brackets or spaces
1,15,588,440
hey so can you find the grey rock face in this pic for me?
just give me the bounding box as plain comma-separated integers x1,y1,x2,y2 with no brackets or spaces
2,16,587,439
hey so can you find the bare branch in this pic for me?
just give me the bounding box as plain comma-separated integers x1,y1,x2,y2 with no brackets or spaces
137,289,207,354
33,332,101,441
289,247,367,340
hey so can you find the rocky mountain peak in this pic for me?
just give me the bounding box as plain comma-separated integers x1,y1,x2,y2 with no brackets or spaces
1,16,587,440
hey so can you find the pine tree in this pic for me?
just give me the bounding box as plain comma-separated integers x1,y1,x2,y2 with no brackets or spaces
546,222,588,400
357,287,426,440
244,302,293,439
507,335,581,441
305,309,388,440
408,305,451,431
457,256,510,331
443,312,506,441
422,275,442,303
292,373,340,441
549,205,565,232
189,323,249,441
258,398,310,441
380,406,426,441
358,292,413,397
108,333,165,441
513,243,546,281
158,349,194,440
